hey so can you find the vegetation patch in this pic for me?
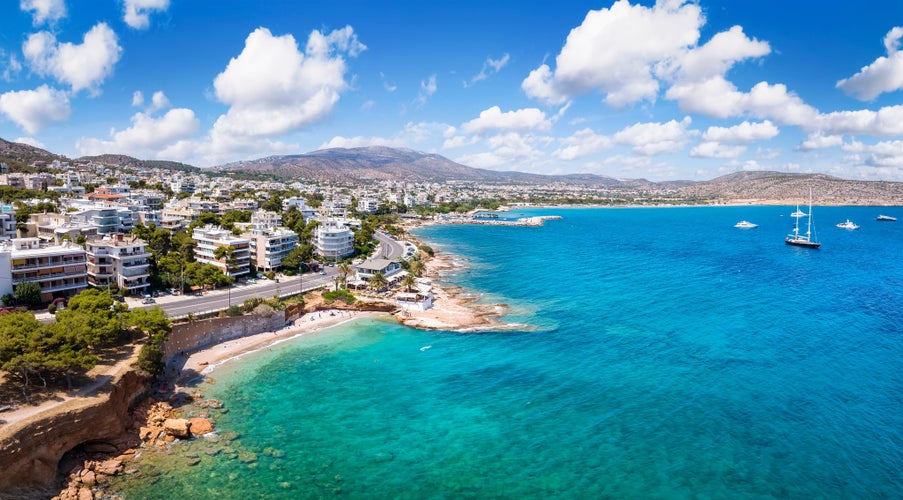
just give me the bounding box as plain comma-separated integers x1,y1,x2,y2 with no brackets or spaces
322,289,356,305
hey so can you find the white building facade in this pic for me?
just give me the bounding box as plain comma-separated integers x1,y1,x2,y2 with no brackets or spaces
192,225,251,277
315,222,354,260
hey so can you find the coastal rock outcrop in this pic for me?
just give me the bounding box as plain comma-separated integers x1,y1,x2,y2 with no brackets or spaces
163,418,190,438
189,417,214,435
0,368,149,498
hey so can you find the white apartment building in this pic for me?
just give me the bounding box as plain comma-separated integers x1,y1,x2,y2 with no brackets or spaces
357,198,379,213
246,210,298,271
315,222,354,260
85,234,152,295
192,225,251,277
0,238,88,303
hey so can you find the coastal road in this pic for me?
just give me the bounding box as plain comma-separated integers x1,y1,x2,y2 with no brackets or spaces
129,268,339,318
374,231,405,259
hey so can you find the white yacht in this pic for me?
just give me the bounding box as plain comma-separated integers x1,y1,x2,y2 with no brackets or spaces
836,220,859,230
734,220,758,228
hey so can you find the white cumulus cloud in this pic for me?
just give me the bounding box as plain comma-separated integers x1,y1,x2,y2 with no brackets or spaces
701,120,779,142
836,27,903,100
76,108,199,157
690,141,746,158
123,0,170,30
0,85,70,133
798,133,843,151
613,116,695,155
522,0,702,106
460,106,552,134
23,23,122,94
210,26,365,142
553,128,614,160
20,0,66,25
814,104,903,136
14,136,46,149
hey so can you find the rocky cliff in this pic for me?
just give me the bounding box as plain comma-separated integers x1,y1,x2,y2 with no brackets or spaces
0,367,149,498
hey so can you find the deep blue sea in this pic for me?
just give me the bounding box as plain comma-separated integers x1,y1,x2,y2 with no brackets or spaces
115,206,903,498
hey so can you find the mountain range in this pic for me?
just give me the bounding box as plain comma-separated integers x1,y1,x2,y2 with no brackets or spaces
1,138,902,204
214,146,639,186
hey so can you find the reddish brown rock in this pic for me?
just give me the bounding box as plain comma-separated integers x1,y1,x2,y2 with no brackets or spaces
163,418,190,438
77,487,93,500
80,471,96,487
95,459,123,476
188,417,214,436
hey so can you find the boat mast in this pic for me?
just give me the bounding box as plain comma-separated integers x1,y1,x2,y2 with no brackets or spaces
805,188,813,240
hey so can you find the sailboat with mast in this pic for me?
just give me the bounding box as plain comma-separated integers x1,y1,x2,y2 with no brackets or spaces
786,188,820,248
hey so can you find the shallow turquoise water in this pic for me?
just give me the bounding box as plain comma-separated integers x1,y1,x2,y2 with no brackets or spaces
117,206,903,498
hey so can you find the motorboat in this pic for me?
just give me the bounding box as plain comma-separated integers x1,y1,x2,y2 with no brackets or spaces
876,214,896,221
734,220,758,228
836,220,859,230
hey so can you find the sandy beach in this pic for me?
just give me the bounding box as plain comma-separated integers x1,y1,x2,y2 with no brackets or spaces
172,309,383,385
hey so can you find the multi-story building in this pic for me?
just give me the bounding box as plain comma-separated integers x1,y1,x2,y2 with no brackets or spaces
0,210,16,239
243,210,298,272
0,238,88,302
315,221,354,260
192,225,251,277
85,234,151,295
357,198,379,213
247,227,298,272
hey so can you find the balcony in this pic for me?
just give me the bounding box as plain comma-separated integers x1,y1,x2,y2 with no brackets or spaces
12,257,86,272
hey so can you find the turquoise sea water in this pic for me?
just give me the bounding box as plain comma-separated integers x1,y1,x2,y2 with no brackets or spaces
116,206,903,498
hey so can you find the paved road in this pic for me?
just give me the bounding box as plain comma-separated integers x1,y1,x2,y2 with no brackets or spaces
374,231,405,259
130,267,339,318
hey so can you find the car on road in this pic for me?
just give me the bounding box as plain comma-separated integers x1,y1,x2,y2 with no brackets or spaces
142,297,156,304
319,270,327,275
247,278,257,284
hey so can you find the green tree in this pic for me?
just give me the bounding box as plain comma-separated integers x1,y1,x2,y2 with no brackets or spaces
14,281,42,307
54,288,122,348
0,311,96,399
408,258,425,277
281,246,309,274
368,272,388,292
337,262,354,286
401,273,417,293
221,210,251,231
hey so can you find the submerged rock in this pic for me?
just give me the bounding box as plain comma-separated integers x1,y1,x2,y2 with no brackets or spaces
188,417,214,436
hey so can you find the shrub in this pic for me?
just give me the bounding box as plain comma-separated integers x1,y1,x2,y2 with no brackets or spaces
137,343,164,375
225,305,243,317
322,289,356,305
47,303,57,314
419,244,434,257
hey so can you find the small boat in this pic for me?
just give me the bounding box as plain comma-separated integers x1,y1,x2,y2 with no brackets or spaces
734,220,758,228
877,214,896,221
786,189,820,248
836,220,859,230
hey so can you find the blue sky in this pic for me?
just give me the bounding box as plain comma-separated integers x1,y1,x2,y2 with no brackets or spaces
2,1,903,181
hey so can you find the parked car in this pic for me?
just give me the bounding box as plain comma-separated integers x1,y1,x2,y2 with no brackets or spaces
142,297,155,304
112,295,125,303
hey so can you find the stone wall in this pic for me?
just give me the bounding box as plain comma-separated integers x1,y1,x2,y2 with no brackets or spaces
0,365,149,497
163,310,287,359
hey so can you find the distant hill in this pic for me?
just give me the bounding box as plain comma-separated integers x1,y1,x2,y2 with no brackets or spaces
78,154,201,173
0,137,69,170
678,171,903,205
213,146,633,186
